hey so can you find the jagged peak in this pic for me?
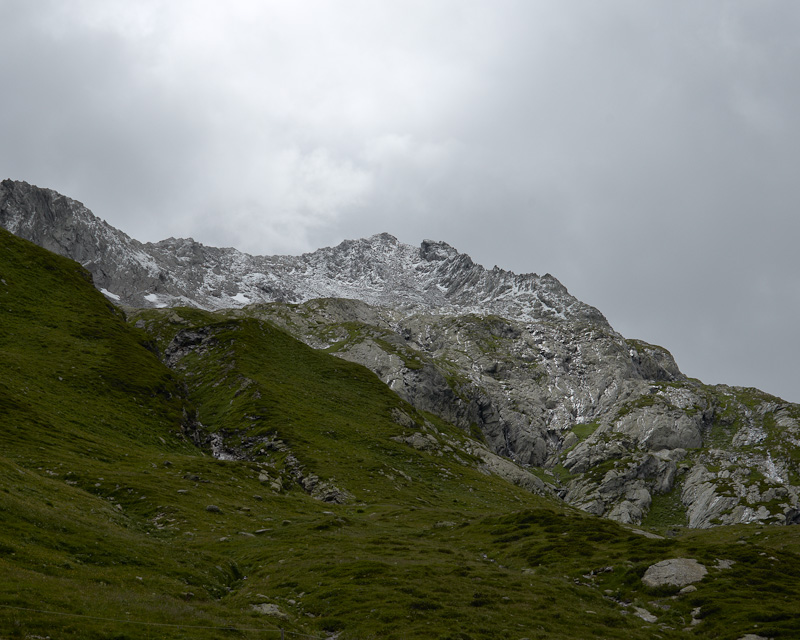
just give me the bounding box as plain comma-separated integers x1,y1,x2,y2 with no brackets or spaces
151,236,203,250
371,231,400,244
322,232,402,256
419,238,460,262
2,178,79,207
540,273,568,292
1,178,34,192
1,179,105,230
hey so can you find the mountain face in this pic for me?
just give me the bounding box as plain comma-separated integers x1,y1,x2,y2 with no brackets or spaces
3,178,800,531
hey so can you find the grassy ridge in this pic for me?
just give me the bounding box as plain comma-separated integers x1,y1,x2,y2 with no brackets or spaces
2,228,800,638
0,229,187,455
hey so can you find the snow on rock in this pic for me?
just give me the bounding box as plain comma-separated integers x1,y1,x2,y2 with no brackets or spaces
144,293,166,308
100,288,121,301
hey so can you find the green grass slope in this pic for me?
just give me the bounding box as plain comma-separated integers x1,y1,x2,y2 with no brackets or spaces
2,228,800,639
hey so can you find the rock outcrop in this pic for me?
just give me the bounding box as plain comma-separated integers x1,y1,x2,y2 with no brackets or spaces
248,298,800,528
641,558,708,588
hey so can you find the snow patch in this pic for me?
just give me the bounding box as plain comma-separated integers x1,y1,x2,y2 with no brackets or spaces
231,293,251,305
144,293,167,309
100,288,121,301
765,453,784,484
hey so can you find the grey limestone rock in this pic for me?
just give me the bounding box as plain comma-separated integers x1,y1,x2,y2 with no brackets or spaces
251,603,288,619
615,407,702,451
464,441,553,497
391,432,440,453
606,489,652,525
633,607,658,623
642,558,708,588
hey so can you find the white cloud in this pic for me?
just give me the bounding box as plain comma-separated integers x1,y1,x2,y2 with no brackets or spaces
175,147,373,255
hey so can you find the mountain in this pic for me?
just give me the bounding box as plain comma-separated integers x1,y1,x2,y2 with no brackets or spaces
0,179,606,325
3,223,800,639
3,178,800,534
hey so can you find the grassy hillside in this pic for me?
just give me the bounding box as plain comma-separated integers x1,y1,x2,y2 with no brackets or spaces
2,227,800,639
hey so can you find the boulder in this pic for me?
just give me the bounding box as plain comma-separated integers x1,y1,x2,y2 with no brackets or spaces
642,558,707,588
633,607,657,623
251,603,288,619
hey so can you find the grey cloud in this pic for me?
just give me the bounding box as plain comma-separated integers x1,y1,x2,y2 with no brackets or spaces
0,0,798,401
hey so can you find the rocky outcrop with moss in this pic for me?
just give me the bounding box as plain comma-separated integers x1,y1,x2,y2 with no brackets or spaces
233,298,800,529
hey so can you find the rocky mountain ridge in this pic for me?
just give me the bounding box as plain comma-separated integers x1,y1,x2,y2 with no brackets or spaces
3,178,800,530
0,179,606,327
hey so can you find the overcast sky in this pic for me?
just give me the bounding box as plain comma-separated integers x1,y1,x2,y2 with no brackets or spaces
1,0,798,402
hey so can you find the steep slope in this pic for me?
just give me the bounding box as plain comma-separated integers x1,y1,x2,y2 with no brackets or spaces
0,179,166,302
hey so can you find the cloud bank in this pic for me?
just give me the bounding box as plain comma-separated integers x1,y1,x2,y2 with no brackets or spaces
1,0,798,401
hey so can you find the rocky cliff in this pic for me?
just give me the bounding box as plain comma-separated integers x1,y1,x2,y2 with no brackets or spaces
4,178,800,530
